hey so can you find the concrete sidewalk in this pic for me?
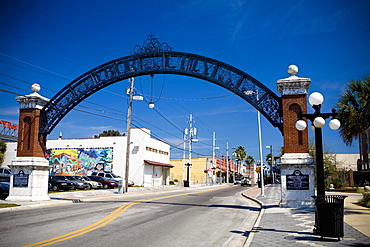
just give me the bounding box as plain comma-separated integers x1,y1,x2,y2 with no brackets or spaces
243,184,370,247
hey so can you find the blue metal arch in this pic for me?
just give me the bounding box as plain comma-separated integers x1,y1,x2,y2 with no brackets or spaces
40,36,282,135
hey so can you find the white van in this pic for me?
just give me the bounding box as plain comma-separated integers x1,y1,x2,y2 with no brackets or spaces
90,171,122,182
90,171,135,186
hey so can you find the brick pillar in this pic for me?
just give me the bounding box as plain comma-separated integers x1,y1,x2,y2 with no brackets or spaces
276,65,314,208
277,65,312,164
281,94,308,153
17,108,46,158
6,84,50,202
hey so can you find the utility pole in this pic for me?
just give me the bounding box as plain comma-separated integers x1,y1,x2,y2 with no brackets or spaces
184,114,197,187
212,131,218,184
226,142,229,183
182,129,187,183
124,77,134,194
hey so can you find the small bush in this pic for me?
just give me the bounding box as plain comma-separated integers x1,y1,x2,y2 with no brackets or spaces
358,193,370,208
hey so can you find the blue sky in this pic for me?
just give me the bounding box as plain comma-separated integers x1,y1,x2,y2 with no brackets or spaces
0,0,369,162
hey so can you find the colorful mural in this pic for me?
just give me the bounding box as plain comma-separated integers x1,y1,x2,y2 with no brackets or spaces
47,147,113,176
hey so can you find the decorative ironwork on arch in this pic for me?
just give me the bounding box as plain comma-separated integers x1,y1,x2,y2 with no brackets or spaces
40,35,282,135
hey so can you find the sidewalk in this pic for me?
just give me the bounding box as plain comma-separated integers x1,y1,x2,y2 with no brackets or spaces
243,184,370,247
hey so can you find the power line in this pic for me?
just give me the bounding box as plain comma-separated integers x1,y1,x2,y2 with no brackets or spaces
0,54,72,80
0,89,22,96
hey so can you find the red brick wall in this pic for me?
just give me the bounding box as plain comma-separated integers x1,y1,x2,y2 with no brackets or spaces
282,94,309,153
17,108,46,157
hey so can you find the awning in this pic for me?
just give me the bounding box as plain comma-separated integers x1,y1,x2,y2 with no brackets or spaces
144,160,174,168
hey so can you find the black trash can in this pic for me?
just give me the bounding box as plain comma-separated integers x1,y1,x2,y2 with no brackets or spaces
184,180,189,187
313,195,347,240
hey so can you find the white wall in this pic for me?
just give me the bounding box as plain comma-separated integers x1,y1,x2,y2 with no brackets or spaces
3,128,171,187
334,154,359,171
2,142,17,168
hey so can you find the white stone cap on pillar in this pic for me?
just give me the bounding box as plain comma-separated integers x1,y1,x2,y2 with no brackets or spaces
277,65,311,95
15,83,49,109
280,153,313,164
10,156,50,168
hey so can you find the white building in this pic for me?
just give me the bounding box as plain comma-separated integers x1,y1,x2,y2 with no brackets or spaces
3,128,172,187
333,153,359,171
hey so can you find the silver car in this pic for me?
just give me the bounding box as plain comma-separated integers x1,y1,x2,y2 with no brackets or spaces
75,176,103,189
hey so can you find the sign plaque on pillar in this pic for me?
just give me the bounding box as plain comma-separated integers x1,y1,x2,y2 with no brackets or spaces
13,170,29,187
286,170,309,190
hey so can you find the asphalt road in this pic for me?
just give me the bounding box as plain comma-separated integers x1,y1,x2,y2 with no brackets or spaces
0,185,258,247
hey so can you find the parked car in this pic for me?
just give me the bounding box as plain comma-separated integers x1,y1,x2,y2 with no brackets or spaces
90,171,123,182
0,167,11,178
0,177,10,198
88,176,119,189
90,171,135,186
48,176,74,191
234,179,242,185
74,176,103,189
241,178,252,186
52,175,90,190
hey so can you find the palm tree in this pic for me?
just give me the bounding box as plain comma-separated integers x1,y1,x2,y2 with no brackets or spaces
336,75,370,146
233,146,247,178
234,146,247,163
245,155,255,165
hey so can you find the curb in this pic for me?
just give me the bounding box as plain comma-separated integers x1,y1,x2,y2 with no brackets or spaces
0,200,73,212
240,192,264,247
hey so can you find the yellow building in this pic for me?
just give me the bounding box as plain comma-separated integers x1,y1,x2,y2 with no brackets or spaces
170,156,213,185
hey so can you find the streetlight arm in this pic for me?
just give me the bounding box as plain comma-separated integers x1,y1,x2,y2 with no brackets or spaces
297,108,338,122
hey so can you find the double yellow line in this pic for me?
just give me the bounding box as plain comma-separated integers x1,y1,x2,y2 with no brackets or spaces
24,186,233,247
23,201,140,247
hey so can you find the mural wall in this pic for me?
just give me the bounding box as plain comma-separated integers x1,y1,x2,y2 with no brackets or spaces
47,147,113,175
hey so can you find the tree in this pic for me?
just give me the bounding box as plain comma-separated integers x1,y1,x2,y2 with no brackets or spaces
233,146,247,163
309,138,346,188
265,153,279,165
336,75,370,146
94,130,123,138
245,155,254,165
0,141,6,165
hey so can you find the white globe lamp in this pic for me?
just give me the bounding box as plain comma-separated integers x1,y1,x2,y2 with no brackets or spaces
309,92,324,106
295,120,307,131
313,117,325,128
149,101,155,109
329,118,341,130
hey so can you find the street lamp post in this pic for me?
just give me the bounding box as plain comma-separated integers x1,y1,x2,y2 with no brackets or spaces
295,92,341,196
296,92,341,235
244,89,265,196
266,145,273,184
184,162,192,187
